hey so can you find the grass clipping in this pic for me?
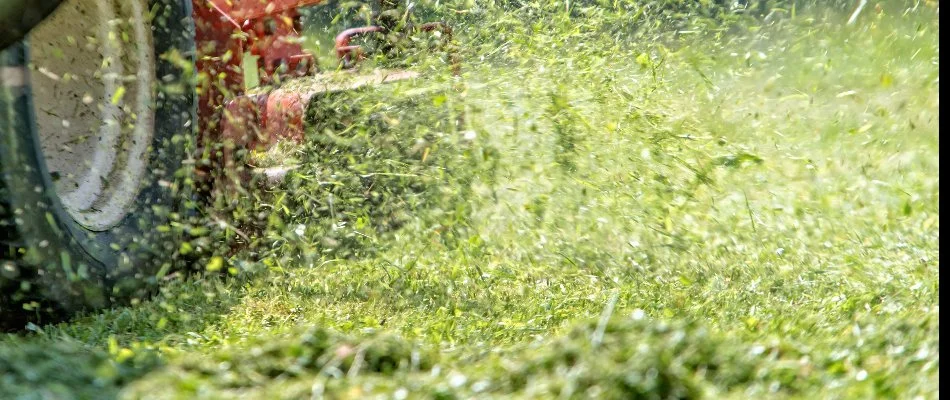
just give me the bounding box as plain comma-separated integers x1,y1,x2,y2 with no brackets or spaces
236,74,477,261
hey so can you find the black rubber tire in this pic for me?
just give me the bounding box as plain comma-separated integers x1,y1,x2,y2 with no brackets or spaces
0,0,62,51
0,0,197,330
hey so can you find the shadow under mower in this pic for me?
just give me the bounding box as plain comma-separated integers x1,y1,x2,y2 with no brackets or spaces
0,0,461,330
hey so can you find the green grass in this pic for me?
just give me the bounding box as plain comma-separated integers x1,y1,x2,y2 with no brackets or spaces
1,3,939,399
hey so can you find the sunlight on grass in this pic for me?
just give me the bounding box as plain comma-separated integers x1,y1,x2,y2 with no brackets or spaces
1,2,938,399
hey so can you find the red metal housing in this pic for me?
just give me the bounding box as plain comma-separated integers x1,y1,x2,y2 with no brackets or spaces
192,0,323,143
191,0,458,184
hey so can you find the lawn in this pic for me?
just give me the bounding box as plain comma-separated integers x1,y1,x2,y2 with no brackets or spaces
0,1,939,399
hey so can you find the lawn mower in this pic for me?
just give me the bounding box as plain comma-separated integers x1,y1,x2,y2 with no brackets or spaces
0,0,459,329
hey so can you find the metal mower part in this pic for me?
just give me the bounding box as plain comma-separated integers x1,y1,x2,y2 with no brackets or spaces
194,0,460,193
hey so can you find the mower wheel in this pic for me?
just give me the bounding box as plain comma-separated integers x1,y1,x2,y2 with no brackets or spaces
0,0,197,330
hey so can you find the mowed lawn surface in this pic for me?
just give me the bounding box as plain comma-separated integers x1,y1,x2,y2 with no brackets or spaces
1,5,938,399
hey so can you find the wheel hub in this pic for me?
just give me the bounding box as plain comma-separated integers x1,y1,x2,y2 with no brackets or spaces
29,0,155,231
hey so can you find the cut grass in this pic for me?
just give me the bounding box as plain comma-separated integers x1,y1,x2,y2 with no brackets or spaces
1,3,938,399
